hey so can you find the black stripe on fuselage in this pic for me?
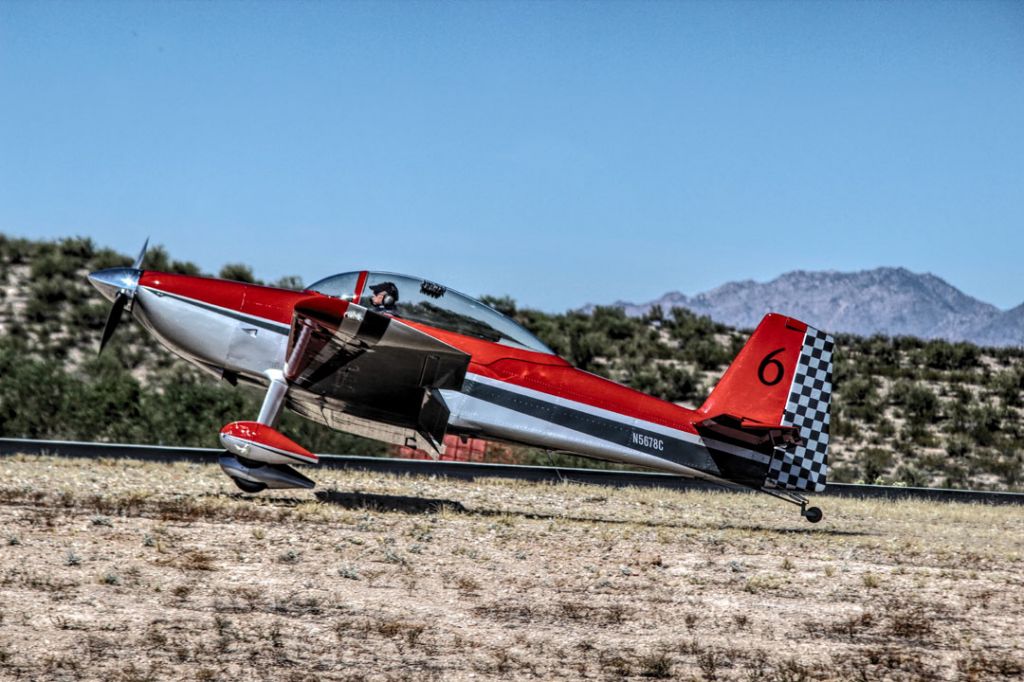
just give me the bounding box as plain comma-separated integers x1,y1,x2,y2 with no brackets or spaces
463,378,723,475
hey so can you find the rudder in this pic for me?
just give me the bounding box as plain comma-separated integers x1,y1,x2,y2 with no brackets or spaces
766,325,834,492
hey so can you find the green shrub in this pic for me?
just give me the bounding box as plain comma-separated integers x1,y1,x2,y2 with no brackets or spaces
858,447,894,482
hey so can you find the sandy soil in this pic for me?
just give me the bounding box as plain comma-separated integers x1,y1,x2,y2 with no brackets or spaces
0,454,1022,681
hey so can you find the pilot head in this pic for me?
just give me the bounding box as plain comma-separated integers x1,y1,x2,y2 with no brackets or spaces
369,282,399,310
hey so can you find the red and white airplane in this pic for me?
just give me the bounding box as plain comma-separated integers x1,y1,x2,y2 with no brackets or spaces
89,243,834,522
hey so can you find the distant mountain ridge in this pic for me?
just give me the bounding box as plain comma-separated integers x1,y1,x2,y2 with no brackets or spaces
594,267,1023,347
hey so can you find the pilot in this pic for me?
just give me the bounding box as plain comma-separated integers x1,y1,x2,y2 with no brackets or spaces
367,282,399,312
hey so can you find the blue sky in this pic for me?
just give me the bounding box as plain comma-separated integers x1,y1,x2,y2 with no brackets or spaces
1,1,1022,311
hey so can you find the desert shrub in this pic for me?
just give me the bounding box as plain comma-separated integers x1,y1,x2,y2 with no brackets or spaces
218,263,258,284
890,382,939,425
992,369,1023,407
271,275,304,291
946,436,972,460
895,464,930,487
967,403,1002,448
918,340,979,371
858,447,894,482
629,365,700,403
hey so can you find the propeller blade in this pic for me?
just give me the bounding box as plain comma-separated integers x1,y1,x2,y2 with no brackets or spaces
132,237,149,270
99,292,129,354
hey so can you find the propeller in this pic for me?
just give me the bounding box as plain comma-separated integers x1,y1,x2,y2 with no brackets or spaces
89,238,148,354
131,237,148,270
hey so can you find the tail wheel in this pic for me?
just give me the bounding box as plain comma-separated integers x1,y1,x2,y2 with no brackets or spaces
803,506,823,523
231,477,267,494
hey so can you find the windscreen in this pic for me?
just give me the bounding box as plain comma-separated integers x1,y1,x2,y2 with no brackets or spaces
307,271,553,354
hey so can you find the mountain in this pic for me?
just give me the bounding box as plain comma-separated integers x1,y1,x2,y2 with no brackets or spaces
971,303,1024,348
598,267,1023,346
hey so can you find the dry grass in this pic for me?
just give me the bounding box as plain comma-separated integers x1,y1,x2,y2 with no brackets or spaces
0,454,1022,681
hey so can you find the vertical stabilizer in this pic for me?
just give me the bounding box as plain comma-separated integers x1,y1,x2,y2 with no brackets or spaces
698,313,834,493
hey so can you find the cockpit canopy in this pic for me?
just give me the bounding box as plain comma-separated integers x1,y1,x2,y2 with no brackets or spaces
307,271,553,354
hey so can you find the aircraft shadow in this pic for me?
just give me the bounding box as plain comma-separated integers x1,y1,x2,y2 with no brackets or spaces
314,489,468,514
309,489,872,537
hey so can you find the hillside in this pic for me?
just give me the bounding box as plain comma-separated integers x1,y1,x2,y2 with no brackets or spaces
600,267,1023,347
1,234,1022,491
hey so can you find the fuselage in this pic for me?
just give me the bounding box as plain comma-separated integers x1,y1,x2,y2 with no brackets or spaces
123,271,769,484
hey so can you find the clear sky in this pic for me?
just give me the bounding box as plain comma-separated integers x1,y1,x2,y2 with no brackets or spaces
1,0,1022,311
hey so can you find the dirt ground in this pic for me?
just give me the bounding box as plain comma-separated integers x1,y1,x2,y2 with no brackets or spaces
0,455,1022,681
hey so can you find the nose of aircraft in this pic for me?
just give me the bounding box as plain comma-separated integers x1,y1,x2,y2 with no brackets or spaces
88,267,142,303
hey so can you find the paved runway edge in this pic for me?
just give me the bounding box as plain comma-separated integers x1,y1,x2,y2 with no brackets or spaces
2,437,1022,506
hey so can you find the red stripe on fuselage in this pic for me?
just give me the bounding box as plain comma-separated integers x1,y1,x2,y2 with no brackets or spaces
139,272,308,326
398,320,702,435
138,272,702,435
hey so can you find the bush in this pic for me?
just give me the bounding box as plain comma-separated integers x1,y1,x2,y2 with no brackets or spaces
993,369,1023,407
858,447,894,482
888,382,939,425
218,263,258,284
918,340,980,371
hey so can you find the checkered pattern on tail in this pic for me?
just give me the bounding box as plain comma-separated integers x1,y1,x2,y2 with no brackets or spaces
765,327,834,493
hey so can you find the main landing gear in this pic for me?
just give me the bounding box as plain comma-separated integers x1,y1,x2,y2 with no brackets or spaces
217,369,318,493
762,488,824,523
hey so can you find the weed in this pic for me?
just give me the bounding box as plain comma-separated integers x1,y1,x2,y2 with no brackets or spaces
339,566,360,580
637,650,673,678
598,652,631,677
455,575,480,594
957,649,1024,677
171,583,193,602
278,549,300,564
101,572,121,586
770,657,813,682
375,618,427,646
885,599,936,639
862,573,881,588
697,647,726,681
179,550,216,571
65,550,82,567
90,515,112,527
829,611,874,639
6,536,19,546
743,575,781,593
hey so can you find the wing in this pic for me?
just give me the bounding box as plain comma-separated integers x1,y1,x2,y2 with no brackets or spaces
284,296,470,453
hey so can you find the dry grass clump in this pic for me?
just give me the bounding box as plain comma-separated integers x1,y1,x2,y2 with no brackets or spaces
0,454,1022,681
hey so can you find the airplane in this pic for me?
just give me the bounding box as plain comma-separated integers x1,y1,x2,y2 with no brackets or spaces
88,242,834,522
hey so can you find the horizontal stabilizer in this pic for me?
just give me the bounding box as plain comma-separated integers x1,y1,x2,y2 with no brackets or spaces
698,414,801,448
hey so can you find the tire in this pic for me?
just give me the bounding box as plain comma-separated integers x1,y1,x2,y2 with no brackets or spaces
232,477,267,494
804,506,823,523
